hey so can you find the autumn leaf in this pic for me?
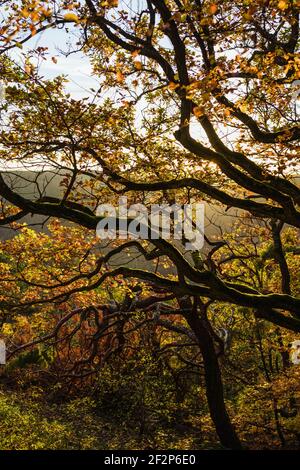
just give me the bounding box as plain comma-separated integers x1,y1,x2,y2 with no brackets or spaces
209,4,218,15
24,64,33,75
101,0,119,7
278,0,289,10
193,106,205,117
168,81,180,91
239,103,249,113
134,61,142,71
29,24,37,36
116,69,125,83
20,9,30,18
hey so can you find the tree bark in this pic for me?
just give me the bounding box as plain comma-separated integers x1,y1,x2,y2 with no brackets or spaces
183,298,242,449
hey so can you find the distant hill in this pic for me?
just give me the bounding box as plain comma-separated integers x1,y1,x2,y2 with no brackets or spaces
0,170,299,247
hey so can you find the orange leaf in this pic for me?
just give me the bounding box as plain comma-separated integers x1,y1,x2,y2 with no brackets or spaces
210,4,218,15
193,106,205,117
116,69,125,83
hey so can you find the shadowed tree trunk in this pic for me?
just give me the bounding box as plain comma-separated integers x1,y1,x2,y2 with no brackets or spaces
181,297,242,450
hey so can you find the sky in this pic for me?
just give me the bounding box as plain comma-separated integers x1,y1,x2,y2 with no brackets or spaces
0,25,98,170
2,7,298,175
12,26,97,99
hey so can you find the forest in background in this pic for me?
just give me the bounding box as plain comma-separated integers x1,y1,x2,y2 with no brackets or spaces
0,0,299,450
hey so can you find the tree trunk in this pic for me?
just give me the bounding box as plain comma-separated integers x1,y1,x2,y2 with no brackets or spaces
183,299,242,449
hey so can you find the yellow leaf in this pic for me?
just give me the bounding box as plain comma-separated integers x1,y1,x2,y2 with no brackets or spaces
64,12,79,22
101,0,118,7
187,81,202,91
278,0,288,10
24,64,32,75
243,12,253,20
200,18,211,25
42,9,53,18
20,8,30,18
239,103,248,113
210,4,218,15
